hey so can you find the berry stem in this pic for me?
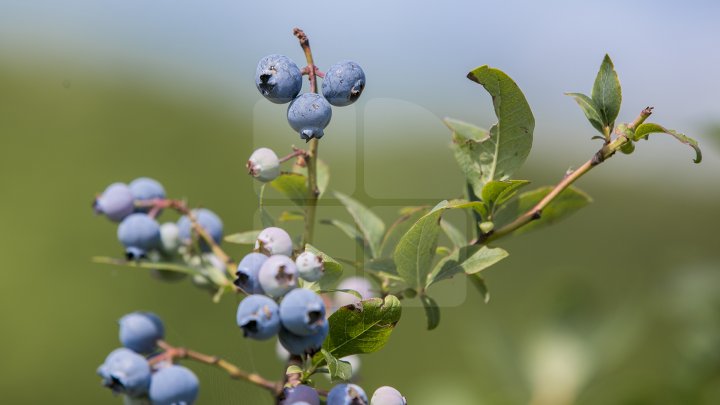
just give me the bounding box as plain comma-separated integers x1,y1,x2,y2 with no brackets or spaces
293,27,321,247
479,107,652,243
154,340,281,394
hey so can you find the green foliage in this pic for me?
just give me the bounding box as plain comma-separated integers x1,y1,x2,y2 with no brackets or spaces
419,294,440,330
567,54,622,136
495,186,592,235
426,245,509,288
445,65,535,196
321,349,353,382
224,230,261,244
565,92,605,134
313,295,402,370
303,244,343,290
270,173,308,206
633,123,702,163
334,192,386,259
480,180,530,219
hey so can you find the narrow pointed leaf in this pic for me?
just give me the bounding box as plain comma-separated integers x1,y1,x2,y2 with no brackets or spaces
224,230,262,244
420,294,441,330
321,349,353,382
591,54,622,128
495,186,592,235
469,273,491,304
427,245,508,287
565,92,605,134
481,180,531,215
92,256,203,276
334,192,386,258
633,122,702,163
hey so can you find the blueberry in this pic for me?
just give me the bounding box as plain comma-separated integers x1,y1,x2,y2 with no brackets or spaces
333,277,377,309
255,227,294,257
327,383,368,405
278,321,328,356
236,294,281,340
247,148,281,183
322,60,366,107
371,386,406,405
94,183,135,222
149,365,199,405
284,384,320,405
258,255,298,298
177,208,223,252
287,93,332,141
117,213,161,259
97,348,151,398
234,252,268,294
295,251,324,282
279,289,327,336
118,312,164,354
129,177,165,213
159,222,181,256
256,54,303,104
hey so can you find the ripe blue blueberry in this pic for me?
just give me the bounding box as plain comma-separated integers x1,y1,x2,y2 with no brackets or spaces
278,321,328,356
117,213,161,259
149,365,199,405
119,312,164,354
333,277,377,309
236,294,281,340
177,208,223,252
129,177,165,212
256,54,303,104
327,383,368,405
255,227,294,257
94,182,135,222
234,252,267,294
287,93,332,141
247,148,281,183
258,255,298,298
279,288,327,336
284,384,320,405
322,60,366,107
371,386,406,405
97,348,151,398
295,251,324,282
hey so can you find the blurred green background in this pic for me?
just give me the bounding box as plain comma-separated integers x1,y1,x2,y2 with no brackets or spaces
1,1,719,404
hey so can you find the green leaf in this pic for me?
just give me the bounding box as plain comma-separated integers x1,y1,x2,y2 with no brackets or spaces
393,200,483,290
270,173,308,206
224,230,261,244
565,92,605,135
260,208,274,228
293,159,330,197
495,186,592,235
304,244,343,290
633,122,702,163
286,365,303,375
591,54,622,129
320,218,368,256
92,256,203,276
420,294,440,330
334,192,386,258
321,349,353,382
426,245,508,287
365,258,403,282
447,65,534,196
278,211,305,222
439,219,466,248
469,273,491,304
380,207,429,258
481,180,531,216
318,295,402,362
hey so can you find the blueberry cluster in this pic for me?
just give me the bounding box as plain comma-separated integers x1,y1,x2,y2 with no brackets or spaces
255,54,365,141
97,312,199,404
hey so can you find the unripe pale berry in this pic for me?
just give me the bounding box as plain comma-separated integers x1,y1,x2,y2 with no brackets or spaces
158,222,181,256
279,288,327,336
255,227,294,256
117,213,161,259
247,147,281,182
95,182,135,222
258,255,298,298
97,348,151,398
322,60,366,107
295,251,324,282
327,383,368,405
278,321,328,356
119,311,164,354
129,177,165,213
177,208,223,252
234,252,267,294
236,294,281,340
371,386,407,405
287,93,332,141
149,365,199,405
256,54,303,104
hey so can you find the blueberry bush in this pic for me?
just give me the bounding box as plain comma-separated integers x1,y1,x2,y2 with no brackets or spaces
91,28,702,404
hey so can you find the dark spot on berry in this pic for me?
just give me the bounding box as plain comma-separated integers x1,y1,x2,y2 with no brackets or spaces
241,320,259,336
